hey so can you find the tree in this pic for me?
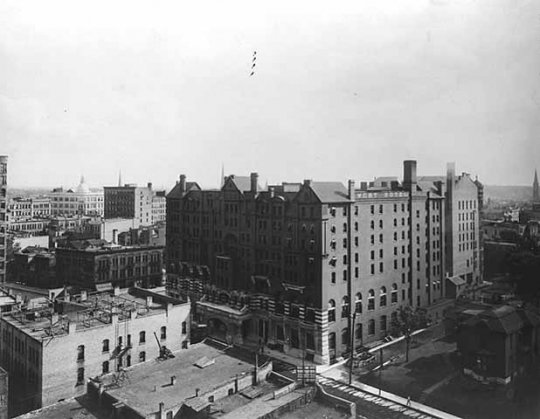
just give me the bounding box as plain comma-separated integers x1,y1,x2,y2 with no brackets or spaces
390,306,430,362
507,250,540,303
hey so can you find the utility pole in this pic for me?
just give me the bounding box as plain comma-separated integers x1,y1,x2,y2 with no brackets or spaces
379,347,383,396
349,310,357,385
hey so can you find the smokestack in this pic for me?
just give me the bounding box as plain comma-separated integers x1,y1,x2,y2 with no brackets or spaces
179,175,186,193
170,376,177,386
403,160,417,191
250,172,258,193
112,229,118,244
348,180,355,200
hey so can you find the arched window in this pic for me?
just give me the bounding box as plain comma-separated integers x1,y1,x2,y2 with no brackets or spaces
160,326,167,340
102,339,110,353
391,284,398,304
370,220,375,229
355,293,362,314
328,300,336,322
368,290,375,311
341,297,349,318
77,345,85,361
354,222,358,232
341,328,349,345
380,287,387,307
328,332,336,349
368,319,375,336
380,315,387,332
355,323,363,341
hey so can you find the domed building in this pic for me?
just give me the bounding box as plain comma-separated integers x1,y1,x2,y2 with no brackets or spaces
49,176,104,216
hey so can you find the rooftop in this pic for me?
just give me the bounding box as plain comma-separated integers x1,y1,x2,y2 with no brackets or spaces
13,395,107,419
98,341,257,417
1,287,185,341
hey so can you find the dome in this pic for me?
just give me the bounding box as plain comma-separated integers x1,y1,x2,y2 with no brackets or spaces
76,176,91,194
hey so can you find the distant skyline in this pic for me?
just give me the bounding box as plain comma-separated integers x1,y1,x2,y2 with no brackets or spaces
1,0,539,189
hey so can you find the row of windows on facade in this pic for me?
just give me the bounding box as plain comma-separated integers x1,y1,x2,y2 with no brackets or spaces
459,222,476,232
458,200,477,211
76,323,187,361
328,316,391,349
459,242,477,253
77,350,148,385
327,287,399,321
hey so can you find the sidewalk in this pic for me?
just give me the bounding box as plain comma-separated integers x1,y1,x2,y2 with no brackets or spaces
319,370,463,419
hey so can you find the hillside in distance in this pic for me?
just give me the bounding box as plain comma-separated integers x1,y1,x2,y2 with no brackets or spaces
483,185,533,202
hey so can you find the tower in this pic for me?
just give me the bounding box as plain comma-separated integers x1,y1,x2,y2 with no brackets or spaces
533,169,539,202
118,170,123,187
0,156,8,283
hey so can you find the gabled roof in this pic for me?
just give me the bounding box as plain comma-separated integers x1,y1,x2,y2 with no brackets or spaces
463,305,524,335
309,182,350,203
225,176,262,193
166,181,201,198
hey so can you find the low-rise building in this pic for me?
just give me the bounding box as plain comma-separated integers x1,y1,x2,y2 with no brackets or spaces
56,241,165,289
0,287,190,416
12,246,58,288
49,177,104,217
8,197,51,221
457,305,540,385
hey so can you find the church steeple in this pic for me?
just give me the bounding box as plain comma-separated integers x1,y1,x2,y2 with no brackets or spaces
534,169,539,202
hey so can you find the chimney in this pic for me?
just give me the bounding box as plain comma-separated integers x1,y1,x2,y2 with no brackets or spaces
80,290,87,302
195,388,200,397
303,179,312,186
68,320,77,334
348,180,355,200
250,172,258,193
170,376,177,386
146,296,153,307
269,187,275,198
147,182,152,190
112,229,118,244
403,160,417,191
179,175,186,194
113,286,120,296
158,402,165,419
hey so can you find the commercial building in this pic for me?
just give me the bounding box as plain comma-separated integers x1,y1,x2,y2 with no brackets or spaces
49,177,104,217
56,240,165,289
12,246,58,288
0,156,7,284
8,197,51,221
104,181,166,228
0,287,190,416
166,161,468,364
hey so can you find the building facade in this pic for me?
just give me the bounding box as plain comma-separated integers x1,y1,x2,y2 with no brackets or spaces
56,240,165,289
0,156,7,284
8,197,51,221
166,161,455,364
104,183,155,227
0,287,190,416
49,177,104,217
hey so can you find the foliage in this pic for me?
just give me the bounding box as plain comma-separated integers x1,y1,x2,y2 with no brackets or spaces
507,249,540,301
389,306,430,338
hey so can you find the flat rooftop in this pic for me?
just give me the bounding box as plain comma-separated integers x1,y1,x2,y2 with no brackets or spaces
1,287,185,341
100,342,257,417
13,395,108,419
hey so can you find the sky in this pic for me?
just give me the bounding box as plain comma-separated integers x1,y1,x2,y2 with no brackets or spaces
1,0,539,190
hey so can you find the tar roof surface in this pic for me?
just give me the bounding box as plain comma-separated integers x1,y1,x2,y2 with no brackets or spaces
102,342,255,417
13,395,107,419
